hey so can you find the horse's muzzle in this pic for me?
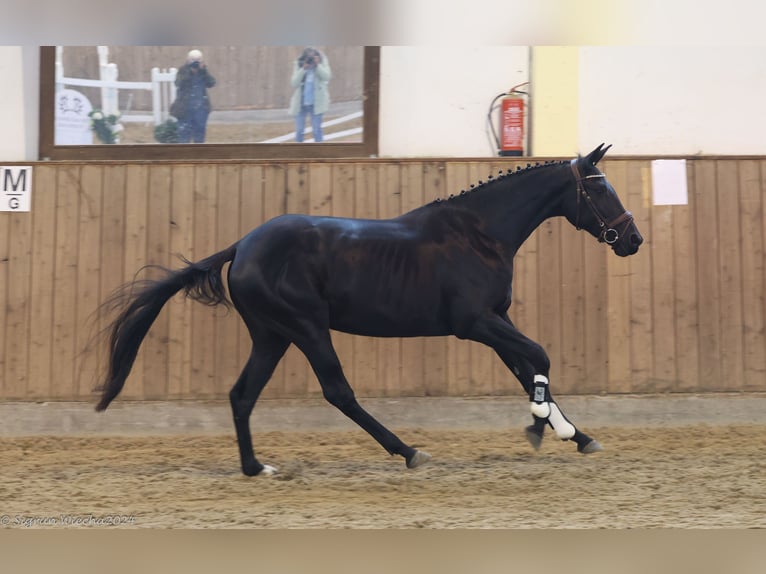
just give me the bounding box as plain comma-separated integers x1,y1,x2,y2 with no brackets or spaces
614,230,643,257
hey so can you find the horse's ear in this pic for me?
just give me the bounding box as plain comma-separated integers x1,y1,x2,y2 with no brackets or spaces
588,143,612,165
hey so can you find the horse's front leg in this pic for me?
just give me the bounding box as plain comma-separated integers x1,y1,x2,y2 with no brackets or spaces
466,313,602,454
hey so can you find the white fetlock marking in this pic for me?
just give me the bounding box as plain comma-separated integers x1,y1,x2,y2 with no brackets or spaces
548,403,576,440
530,401,551,418
260,464,278,476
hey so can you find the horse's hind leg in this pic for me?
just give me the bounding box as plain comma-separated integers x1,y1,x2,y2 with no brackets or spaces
229,331,290,476
296,331,430,469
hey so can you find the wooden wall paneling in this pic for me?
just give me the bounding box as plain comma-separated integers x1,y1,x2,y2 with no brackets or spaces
716,160,745,391
672,162,700,392
27,165,57,399
353,163,381,396
188,165,218,398
3,202,33,398
398,163,426,396
215,164,246,397
166,166,195,398
602,162,632,392
444,162,473,396
648,200,677,389
0,185,8,397
51,166,81,399
121,164,149,400
73,165,104,399
143,165,172,399
98,166,127,401
693,160,722,390
376,163,403,396
626,161,653,390
739,160,766,390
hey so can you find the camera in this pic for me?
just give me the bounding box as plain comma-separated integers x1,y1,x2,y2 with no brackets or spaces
190,61,200,69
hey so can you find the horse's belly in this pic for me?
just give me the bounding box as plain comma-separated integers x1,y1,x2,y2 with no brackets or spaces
328,299,450,338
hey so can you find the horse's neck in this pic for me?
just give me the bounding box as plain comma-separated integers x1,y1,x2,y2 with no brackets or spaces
464,168,570,253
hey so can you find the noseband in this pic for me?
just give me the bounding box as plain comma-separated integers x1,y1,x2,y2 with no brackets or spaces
570,160,634,245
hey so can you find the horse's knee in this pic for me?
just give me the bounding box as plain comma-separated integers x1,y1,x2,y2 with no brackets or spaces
528,342,550,374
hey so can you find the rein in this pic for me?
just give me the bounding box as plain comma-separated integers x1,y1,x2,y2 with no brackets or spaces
570,160,634,245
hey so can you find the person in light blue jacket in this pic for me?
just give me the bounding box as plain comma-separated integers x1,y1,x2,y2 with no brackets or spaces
289,47,331,142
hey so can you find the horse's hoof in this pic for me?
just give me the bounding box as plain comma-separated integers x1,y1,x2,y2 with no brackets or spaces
578,440,603,454
406,450,432,469
525,425,543,450
259,464,278,476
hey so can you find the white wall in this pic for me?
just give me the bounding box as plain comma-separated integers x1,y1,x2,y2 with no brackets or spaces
0,47,30,161
378,46,530,157
578,46,766,155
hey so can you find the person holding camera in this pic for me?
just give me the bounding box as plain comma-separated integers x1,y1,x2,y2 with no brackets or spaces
171,49,216,143
289,47,332,142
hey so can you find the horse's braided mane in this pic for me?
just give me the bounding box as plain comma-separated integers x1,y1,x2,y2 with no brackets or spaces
431,159,569,204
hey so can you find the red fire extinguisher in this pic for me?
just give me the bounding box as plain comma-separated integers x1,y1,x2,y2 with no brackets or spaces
490,82,529,157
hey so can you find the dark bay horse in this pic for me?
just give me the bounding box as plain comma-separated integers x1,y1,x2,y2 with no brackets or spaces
96,144,642,476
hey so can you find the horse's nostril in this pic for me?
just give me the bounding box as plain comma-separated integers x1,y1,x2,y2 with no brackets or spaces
631,233,643,247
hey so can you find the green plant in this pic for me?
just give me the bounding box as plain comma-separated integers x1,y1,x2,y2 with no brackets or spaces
88,109,123,144
154,118,179,143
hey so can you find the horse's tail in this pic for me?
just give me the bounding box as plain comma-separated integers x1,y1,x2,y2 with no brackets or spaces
95,243,238,412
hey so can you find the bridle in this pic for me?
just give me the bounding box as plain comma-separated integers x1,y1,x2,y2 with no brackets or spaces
570,159,634,245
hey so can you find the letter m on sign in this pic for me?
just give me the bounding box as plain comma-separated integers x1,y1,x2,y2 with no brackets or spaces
1,166,33,212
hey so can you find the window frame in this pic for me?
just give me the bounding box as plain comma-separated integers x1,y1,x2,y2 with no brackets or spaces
38,46,379,160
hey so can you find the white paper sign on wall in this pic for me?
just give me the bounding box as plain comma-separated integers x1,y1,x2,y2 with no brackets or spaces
651,159,688,206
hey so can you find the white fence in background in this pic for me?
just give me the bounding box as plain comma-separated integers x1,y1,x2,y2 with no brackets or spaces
55,46,177,125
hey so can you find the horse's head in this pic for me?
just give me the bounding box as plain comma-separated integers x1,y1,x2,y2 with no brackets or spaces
565,144,643,257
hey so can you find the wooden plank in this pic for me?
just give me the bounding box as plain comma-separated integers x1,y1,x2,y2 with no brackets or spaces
167,165,195,398
215,164,244,397
716,160,744,391
398,163,425,396
376,163,403,396
422,161,448,396
694,160,722,390
51,165,81,399
0,190,9,397
672,161,700,392
739,159,765,391
327,163,356,397
3,204,33,398
189,164,219,398
120,164,149,400
582,233,608,394
73,165,104,399
99,166,128,402
353,163,380,396
26,166,58,399
143,165,172,400
444,162,473,396
626,161,653,390
649,202,677,388
603,161,632,392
